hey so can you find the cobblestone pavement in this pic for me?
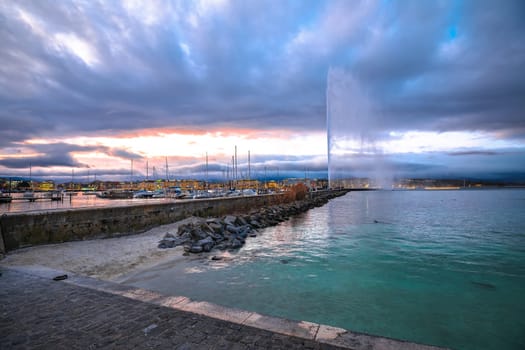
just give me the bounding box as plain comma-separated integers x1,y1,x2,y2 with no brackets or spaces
0,268,346,350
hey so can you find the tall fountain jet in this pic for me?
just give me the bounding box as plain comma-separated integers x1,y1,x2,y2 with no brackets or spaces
326,68,392,189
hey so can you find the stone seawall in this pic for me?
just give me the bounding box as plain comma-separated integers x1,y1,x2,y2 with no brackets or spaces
0,190,348,254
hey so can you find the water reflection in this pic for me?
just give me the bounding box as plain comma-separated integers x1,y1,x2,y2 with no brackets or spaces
0,192,176,214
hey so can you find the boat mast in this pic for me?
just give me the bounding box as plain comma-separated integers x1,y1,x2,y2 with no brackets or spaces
29,162,32,191
234,145,238,183
231,155,235,189
165,156,169,192
130,159,133,190
205,152,208,189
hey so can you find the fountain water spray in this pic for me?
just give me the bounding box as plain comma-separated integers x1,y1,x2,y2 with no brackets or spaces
326,67,393,189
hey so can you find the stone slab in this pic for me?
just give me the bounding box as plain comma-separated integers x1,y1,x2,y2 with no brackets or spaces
317,325,445,350
243,312,319,340
177,300,254,324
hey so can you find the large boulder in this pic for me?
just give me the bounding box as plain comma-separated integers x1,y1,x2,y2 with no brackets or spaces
237,216,248,226
187,245,203,253
249,220,262,228
190,227,208,240
230,239,243,249
197,237,215,252
177,224,192,235
158,236,189,249
225,224,240,234
207,222,223,234
223,215,237,226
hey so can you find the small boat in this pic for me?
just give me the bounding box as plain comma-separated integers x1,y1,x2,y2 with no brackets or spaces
0,193,12,203
151,190,166,198
97,190,134,199
242,189,257,196
49,191,64,201
133,190,155,199
23,191,36,202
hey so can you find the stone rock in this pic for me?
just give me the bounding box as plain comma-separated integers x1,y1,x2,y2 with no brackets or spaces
240,224,252,232
215,243,228,250
180,232,192,240
177,224,192,235
250,220,262,228
199,222,214,234
202,242,214,252
230,239,242,249
237,216,248,226
197,236,215,252
197,236,214,246
224,215,237,225
208,232,224,241
225,224,240,234
190,228,207,240
208,222,223,233
158,237,176,248
189,245,203,253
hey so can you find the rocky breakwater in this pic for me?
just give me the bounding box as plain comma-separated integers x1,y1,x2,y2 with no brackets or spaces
158,190,347,254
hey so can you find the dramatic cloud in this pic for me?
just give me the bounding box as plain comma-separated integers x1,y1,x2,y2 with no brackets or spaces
1,0,524,181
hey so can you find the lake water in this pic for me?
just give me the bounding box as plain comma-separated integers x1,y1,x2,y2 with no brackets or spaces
122,190,525,350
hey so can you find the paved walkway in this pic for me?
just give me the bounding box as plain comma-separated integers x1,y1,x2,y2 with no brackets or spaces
0,266,444,349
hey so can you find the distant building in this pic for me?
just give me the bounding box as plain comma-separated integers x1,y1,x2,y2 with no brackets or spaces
38,181,55,191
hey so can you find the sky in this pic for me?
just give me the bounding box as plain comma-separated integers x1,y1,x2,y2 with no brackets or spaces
1,0,524,183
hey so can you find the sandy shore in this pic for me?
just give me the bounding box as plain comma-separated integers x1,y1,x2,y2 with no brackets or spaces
0,217,209,281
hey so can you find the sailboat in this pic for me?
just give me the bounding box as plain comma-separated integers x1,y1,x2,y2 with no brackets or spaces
23,163,36,201
0,177,13,203
65,169,79,196
97,190,134,199
0,192,12,203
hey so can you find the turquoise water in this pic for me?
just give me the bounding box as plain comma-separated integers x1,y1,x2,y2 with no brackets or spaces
124,190,525,350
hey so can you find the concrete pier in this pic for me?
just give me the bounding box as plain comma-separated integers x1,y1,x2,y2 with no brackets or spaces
0,193,295,254
0,190,349,254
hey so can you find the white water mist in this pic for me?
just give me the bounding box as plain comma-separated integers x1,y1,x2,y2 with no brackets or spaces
326,67,393,189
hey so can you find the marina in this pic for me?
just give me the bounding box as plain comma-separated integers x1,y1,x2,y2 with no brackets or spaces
0,191,171,214
0,188,265,214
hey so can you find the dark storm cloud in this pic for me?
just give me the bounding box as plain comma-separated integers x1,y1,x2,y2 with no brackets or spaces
0,153,81,169
1,0,524,146
0,142,143,168
337,0,525,136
